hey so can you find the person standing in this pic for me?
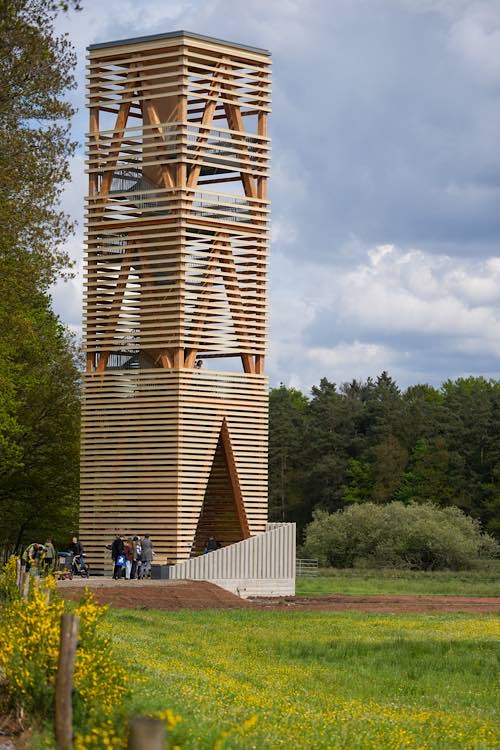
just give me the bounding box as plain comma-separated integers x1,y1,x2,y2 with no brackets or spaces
124,538,134,580
44,538,56,573
131,536,141,579
21,543,37,573
68,536,85,576
69,536,83,556
111,535,124,580
22,543,45,575
204,536,221,554
141,534,153,578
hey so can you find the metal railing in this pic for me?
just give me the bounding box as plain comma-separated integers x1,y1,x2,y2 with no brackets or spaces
296,558,319,577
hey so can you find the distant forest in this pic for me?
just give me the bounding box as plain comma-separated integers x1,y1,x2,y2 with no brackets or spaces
269,373,500,539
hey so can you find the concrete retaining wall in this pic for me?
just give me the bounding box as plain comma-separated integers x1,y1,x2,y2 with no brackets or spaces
169,522,296,597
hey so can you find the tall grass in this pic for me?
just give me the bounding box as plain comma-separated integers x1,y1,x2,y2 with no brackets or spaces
106,608,499,749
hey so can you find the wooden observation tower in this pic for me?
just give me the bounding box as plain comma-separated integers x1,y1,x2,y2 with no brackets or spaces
80,31,271,567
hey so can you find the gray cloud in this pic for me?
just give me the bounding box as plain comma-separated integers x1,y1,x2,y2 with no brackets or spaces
266,1,500,260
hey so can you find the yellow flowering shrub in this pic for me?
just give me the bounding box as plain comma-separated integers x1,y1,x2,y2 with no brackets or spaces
0,555,20,604
0,571,187,749
0,573,130,746
0,575,64,715
74,591,128,714
72,590,130,748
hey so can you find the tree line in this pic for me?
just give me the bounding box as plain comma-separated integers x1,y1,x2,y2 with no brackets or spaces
269,373,500,539
0,1,81,552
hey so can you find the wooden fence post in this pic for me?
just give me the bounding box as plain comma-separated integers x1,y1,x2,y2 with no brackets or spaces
54,613,80,750
128,717,166,750
21,571,30,600
15,558,21,589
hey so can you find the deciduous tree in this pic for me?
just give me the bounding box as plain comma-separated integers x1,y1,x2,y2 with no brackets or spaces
0,0,81,551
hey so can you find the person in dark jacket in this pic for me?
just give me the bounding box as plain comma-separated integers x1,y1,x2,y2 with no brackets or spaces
204,536,221,554
69,537,83,556
140,534,153,578
69,536,85,576
111,535,124,580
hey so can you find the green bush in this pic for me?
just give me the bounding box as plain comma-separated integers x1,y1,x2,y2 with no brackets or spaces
303,502,499,570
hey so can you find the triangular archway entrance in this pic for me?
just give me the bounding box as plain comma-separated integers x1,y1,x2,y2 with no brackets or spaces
192,419,250,555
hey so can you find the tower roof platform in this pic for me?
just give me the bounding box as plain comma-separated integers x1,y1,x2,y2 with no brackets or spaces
87,29,270,57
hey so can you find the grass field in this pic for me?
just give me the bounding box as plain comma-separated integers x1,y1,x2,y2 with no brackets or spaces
105,608,499,749
296,567,500,598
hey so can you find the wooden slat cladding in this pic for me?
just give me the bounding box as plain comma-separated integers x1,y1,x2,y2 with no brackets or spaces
86,42,271,114
84,41,270,370
81,33,270,569
80,370,268,565
84,219,267,358
86,123,270,178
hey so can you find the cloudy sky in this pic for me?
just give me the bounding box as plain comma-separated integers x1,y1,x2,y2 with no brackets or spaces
53,0,500,391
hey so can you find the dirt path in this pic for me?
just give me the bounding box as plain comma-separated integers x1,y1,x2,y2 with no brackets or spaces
59,579,253,610
58,579,500,614
255,593,500,614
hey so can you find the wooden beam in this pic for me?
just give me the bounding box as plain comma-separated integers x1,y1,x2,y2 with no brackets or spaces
220,418,250,539
96,67,139,203
257,111,268,201
184,236,221,368
149,347,173,368
218,239,255,373
140,100,175,189
159,350,173,368
95,256,134,373
221,66,258,201
89,108,100,197
182,232,259,373
173,348,184,367
186,62,226,190
176,93,187,188
255,354,265,374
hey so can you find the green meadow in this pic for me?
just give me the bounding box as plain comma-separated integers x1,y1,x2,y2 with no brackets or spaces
104,607,499,749
296,566,500,598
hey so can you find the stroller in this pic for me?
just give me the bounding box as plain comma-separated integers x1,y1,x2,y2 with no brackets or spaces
54,552,73,580
71,553,90,578
55,551,90,579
